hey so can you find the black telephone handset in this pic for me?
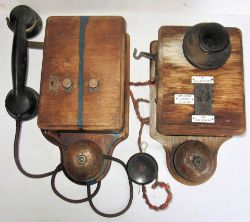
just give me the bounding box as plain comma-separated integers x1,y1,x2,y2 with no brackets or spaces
5,5,42,121
5,6,56,180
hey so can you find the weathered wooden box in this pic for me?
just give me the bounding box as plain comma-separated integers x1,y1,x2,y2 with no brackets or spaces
38,16,127,132
150,25,245,185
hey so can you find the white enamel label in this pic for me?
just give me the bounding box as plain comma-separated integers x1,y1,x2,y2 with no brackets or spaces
192,76,214,84
174,94,194,104
192,115,215,123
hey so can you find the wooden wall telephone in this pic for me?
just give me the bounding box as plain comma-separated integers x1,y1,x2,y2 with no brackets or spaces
5,5,173,217
146,23,245,185
5,5,159,217
6,5,130,182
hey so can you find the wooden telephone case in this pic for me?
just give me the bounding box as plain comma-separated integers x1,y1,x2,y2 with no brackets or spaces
38,16,130,184
149,24,245,185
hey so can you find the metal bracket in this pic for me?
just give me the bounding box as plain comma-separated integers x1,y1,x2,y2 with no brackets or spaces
194,84,212,115
133,48,157,61
28,41,44,49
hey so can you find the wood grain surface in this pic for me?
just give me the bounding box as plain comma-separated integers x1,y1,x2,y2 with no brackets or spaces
156,26,245,136
38,16,126,132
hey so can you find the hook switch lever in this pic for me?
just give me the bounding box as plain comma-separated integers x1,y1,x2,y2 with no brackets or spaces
133,48,157,61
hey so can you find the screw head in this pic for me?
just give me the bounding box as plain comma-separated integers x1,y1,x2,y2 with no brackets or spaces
62,78,72,89
193,156,203,167
77,154,87,164
88,78,99,89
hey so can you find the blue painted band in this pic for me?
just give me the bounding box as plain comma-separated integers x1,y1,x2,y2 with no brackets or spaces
78,16,89,128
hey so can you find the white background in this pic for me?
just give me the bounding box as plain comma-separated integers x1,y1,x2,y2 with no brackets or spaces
1,1,250,222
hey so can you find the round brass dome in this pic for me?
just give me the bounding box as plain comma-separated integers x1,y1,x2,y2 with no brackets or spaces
62,140,104,184
173,140,215,183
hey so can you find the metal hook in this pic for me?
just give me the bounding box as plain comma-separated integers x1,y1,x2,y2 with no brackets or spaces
133,48,157,61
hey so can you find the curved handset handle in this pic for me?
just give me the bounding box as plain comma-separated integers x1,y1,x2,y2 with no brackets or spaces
5,5,42,121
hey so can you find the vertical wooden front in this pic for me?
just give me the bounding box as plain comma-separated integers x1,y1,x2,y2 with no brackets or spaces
38,16,126,132
156,26,245,136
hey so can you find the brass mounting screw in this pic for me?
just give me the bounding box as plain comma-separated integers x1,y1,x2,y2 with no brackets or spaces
63,78,73,89
88,78,99,89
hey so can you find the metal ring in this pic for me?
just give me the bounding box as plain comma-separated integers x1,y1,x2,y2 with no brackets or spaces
141,141,148,152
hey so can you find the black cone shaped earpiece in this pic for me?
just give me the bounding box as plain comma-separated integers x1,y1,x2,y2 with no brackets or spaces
183,22,231,70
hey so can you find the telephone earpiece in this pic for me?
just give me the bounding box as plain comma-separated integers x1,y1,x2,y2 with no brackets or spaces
5,5,42,121
183,22,231,70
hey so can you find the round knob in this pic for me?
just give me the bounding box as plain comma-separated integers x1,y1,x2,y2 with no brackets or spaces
62,140,104,184
62,78,73,90
173,140,215,183
88,78,99,89
127,153,158,185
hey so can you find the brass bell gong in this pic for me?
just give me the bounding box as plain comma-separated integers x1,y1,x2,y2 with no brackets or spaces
173,140,215,183
62,140,104,184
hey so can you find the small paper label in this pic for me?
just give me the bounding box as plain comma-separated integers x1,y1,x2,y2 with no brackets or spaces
192,76,214,84
192,115,215,123
174,94,194,104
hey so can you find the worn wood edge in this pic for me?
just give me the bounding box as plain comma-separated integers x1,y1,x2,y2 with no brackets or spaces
239,28,247,135
149,40,231,186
